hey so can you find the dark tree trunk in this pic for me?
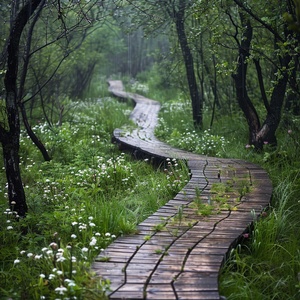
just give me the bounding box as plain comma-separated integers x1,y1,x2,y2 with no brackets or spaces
1,0,43,217
210,55,219,128
253,59,270,113
232,0,297,149
285,62,300,115
2,135,27,217
19,102,51,161
232,13,291,150
232,16,261,148
256,55,291,145
174,0,203,128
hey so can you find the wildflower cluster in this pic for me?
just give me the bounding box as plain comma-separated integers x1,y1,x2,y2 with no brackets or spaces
5,219,115,299
163,158,189,194
61,152,135,194
130,80,149,95
20,151,137,212
155,99,228,157
168,128,228,157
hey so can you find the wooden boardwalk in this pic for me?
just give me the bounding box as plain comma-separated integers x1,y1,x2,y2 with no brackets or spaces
92,80,272,300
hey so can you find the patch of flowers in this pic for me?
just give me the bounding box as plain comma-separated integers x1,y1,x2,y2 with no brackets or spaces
155,99,228,157
167,128,228,157
163,158,190,194
130,79,149,95
2,207,113,299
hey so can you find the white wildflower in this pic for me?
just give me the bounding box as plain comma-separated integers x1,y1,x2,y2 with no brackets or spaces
55,285,67,295
89,237,97,246
56,256,66,262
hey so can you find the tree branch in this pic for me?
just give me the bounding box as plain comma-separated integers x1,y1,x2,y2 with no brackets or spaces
253,58,271,113
233,0,283,42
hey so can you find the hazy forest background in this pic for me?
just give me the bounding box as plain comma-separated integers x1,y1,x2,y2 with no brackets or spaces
0,1,299,299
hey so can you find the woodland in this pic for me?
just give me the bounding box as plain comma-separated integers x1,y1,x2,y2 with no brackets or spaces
0,0,299,299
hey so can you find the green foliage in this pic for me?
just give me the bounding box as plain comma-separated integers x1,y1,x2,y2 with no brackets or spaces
0,96,189,299
155,98,229,157
283,0,300,33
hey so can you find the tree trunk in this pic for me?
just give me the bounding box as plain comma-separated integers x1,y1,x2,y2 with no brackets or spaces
19,102,51,161
285,64,300,115
174,1,203,128
232,15,261,148
255,55,291,146
2,134,27,217
1,0,43,216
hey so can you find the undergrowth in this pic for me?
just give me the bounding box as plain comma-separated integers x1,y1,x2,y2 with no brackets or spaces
0,96,189,299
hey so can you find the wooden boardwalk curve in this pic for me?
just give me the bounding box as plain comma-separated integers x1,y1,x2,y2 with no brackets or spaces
92,80,272,300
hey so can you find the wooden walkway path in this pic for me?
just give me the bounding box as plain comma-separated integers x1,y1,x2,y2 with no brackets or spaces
92,80,272,300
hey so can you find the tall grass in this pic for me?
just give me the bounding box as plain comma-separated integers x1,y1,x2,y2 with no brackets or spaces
219,173,300,299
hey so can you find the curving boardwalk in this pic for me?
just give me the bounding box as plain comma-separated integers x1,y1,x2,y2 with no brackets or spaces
92,80,272,300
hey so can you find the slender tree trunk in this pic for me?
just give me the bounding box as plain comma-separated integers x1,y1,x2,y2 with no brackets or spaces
19,102,51,161
256,55,291,145
232,15,261,148
1,0,43,217
253,59,270,113
174,1,203,128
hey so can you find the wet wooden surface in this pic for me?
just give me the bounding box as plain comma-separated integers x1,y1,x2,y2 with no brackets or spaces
92,80,272,299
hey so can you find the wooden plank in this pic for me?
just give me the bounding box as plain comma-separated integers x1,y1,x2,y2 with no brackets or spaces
177,291,220,300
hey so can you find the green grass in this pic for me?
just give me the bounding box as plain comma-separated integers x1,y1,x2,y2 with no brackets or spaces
219,174,300,299
0,96,189,300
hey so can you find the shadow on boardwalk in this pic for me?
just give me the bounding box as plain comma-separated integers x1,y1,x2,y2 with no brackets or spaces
92,80,272,300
